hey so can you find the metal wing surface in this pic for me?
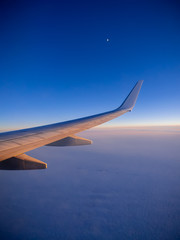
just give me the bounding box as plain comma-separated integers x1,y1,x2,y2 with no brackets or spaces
0,80,143,169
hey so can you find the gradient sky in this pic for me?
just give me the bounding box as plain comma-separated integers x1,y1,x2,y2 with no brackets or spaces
0,0,180,130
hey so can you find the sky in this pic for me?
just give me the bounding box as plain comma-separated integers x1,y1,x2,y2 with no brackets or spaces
0,0,180,130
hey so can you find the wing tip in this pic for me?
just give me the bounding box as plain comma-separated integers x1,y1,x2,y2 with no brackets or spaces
117,80,143,112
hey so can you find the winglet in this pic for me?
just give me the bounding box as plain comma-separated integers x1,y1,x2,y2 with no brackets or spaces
117,80,143,112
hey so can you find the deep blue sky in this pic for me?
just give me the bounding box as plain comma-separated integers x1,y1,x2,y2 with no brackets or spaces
0,0,180,130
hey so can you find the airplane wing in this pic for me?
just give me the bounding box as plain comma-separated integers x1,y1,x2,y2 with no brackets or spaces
0,80,143,170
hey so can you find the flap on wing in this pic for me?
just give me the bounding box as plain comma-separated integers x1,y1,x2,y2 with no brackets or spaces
0,154,47,170
46,135,92,147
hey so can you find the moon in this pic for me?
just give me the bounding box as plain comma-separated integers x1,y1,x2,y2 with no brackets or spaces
106,38,110,42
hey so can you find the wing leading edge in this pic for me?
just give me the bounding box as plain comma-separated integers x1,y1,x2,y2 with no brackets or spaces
0,80,143,169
